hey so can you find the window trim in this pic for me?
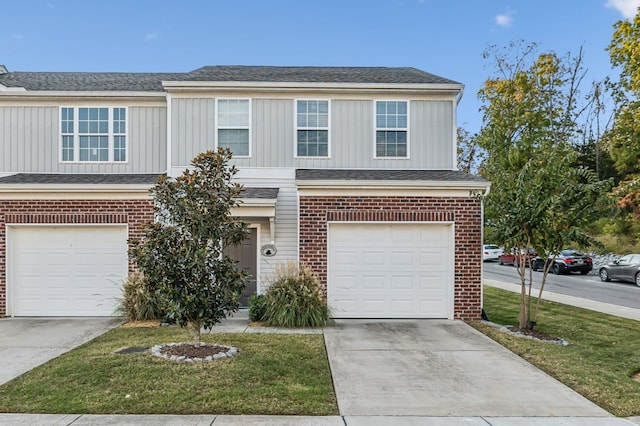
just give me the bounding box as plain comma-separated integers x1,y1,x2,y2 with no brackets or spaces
215,98,252,158
294,99,331,159
59,106,128,164
373,100,410,160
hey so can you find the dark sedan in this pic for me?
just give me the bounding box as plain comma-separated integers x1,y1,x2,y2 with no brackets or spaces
598,254,640,286
532,249,593,275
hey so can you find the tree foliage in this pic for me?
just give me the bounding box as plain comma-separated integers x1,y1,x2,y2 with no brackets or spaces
606,11,640,224
130,148,248,344
477,41,612,329
456,127,483,174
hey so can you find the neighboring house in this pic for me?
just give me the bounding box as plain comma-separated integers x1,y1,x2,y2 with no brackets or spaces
0,65,489,319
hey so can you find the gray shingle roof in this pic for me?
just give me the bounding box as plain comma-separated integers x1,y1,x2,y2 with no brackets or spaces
0,173,279,199
0,72,183,92
295,169,487,183
240,187,279,199
0,66,460,92
0,173,162,184
187,66,459,85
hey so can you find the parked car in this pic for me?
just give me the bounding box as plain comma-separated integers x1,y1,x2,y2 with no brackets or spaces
498,248,537,267
531,249,593,275
598,254,640,286
482,244,503,262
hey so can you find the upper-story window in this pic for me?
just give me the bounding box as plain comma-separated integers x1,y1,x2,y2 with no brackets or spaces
217,99,250,157
296,100,329,157
60,107,127,162
375,101,408,158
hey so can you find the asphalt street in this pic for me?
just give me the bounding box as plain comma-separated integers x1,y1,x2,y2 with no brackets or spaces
483,261,640,310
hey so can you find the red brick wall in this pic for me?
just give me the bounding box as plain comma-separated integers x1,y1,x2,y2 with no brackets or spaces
0,199,154,317
299,196,483,320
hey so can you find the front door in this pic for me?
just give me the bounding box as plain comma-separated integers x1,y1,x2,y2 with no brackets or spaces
224,228,258,307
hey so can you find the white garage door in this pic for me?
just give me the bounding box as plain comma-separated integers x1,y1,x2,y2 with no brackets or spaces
9,225,128,316
328,223,453,319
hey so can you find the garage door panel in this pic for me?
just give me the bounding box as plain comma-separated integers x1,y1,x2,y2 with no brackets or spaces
390,251,414,265
362,276,385,290
390,275,413,289
10,226,128,317
363,250,387,265
328,223,453,319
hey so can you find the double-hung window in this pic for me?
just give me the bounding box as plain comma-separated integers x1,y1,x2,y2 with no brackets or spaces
217,99,250,157
375,101,408,158
60,107,127,162
296,100,329,157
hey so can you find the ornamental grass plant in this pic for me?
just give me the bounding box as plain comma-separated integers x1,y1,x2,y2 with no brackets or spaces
263,262,332,328
118,272,164,321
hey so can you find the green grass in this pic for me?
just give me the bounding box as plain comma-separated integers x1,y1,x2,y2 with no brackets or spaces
0,327,338,415
470,286,640,417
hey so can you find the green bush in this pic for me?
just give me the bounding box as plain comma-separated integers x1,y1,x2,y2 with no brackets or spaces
263,262,331,328
248,294,267,322
118,272,164,321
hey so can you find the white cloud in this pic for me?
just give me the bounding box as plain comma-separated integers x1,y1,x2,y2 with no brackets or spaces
606,0,640,19
144,32,159,42
9,33,24,41
495,11,514,28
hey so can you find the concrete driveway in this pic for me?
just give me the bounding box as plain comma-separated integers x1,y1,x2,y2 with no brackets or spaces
324,319,611,417
0,317,121,385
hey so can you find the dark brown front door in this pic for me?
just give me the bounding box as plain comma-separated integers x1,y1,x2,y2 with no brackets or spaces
224,228,257,307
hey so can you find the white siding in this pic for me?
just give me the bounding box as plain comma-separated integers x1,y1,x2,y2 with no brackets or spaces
234,168,298,291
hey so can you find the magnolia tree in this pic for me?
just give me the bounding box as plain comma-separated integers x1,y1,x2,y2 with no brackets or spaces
477,42,612,329
131,148,248,344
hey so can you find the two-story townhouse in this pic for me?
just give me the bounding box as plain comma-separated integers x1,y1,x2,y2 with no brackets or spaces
0,65,489,320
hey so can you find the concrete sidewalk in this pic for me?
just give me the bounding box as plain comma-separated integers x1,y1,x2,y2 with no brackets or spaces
0,414,637,425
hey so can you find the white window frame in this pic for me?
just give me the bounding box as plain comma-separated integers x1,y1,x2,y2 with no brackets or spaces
373,100,410,159
59,106,128,163
294,99,331,158
216,98,252,158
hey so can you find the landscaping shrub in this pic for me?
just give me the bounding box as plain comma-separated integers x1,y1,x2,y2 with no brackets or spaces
118,272,164,321
263,262,331,328
248,294,267,322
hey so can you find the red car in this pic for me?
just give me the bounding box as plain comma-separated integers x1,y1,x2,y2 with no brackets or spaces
498,248,537,267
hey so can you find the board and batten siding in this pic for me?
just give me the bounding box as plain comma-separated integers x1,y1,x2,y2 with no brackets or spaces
170,98,216,167
170,98,455,172
0,106,167,174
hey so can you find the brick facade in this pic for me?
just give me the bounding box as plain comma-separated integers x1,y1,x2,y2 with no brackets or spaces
298,195,483,320
0,199,154,317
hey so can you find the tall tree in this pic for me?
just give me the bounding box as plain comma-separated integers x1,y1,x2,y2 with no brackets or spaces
477,42,612,329
131,148,248,345
606,10,640,222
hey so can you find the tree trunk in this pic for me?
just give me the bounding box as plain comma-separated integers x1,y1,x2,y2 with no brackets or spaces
190,321,201,346
519,258,527,329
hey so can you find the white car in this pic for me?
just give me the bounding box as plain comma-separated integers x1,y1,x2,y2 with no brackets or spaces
483,244,503,262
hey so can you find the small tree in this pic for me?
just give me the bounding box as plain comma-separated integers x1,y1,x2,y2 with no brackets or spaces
477,42,612,329
131,148,248,344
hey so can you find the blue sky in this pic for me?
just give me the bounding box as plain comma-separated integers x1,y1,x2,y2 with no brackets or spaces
1,0,639,134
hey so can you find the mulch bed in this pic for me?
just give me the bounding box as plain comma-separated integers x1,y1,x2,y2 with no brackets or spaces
160,343,230,358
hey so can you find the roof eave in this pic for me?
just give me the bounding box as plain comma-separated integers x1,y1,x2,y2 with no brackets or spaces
0,90,167,101
162,80,463,95
0,183,154,192
295,179,490,190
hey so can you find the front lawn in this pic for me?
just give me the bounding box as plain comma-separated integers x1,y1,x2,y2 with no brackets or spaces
471,286,640,417
0,326,338,415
